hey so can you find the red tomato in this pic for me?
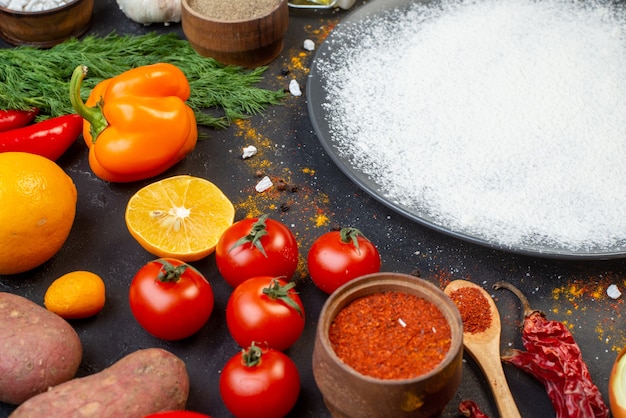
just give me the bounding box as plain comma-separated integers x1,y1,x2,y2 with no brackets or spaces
307,227,381,294
142,412,211,418
226,276,305,351
215,214,299,287
220,344,300,418
129,258,214,340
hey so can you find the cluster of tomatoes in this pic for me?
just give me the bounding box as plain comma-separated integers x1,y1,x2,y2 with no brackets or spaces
128,214,381,418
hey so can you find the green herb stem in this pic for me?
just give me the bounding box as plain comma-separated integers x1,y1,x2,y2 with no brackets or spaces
0,33,286,128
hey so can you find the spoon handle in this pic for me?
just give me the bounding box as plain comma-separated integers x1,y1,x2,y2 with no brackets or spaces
472,343,521,418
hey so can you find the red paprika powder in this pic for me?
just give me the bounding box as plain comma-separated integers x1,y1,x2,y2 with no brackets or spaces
449,287,492,334
328,291,451,380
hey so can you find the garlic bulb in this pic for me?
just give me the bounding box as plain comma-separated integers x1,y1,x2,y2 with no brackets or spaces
336,0,356,9
116,0,181,25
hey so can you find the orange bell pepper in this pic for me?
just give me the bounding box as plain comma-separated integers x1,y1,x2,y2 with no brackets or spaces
69,63,197,183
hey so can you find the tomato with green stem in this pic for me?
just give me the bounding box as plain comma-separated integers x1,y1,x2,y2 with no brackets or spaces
226,276,305,351
129,258,214,340
219,343,300,418
215,214,299,287
307,227,381,294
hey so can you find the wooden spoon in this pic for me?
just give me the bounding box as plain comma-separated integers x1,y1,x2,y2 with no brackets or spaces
444,279,521,418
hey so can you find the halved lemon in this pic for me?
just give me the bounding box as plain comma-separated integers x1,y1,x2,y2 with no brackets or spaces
125,175,235,262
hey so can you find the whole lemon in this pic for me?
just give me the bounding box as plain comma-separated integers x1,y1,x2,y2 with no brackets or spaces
0,152,77,275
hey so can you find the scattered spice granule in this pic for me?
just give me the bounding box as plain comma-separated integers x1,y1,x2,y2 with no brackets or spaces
449,287,492,334
329,291,451,380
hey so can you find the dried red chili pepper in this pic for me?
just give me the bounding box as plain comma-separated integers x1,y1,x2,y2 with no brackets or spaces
493,281,609,418
0,108,38,132
459,400,490,418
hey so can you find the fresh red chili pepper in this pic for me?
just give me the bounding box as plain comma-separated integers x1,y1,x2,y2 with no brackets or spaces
493,281,609,418
0,114,83,161
0,108,38,132
459,400,490,418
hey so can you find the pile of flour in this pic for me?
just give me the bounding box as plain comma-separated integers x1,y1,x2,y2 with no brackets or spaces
317,0,626,253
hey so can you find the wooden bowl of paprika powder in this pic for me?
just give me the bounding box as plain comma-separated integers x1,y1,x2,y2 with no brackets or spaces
0,0,93,48
312,272,463,418
181,0,289,68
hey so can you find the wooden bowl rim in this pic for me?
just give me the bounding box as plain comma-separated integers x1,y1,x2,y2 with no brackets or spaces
0,0,86,17
315,272,464,385
182,0,286,24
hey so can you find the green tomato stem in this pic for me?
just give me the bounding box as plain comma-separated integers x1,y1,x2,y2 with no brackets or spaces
340,227,368,254
229,214,270,257
242,342,264,367
156,259,187,283
262,278,303,318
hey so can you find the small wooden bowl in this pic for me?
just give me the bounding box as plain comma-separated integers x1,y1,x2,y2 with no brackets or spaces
181,0,289,68
0,0,93,48
312,272,464,418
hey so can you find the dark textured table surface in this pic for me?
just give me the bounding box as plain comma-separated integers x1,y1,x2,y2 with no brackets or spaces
1,1,625,417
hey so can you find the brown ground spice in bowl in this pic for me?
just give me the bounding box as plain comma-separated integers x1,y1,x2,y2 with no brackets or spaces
187,0,281,21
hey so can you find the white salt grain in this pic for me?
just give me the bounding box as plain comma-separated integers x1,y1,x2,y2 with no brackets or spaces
317,0,626,252
303,39,315,51
255,176,273,192
607,284,622,299
289,79,302,96
242,145,257,159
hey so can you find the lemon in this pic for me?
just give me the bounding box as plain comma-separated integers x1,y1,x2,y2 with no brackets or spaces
125,175,235,262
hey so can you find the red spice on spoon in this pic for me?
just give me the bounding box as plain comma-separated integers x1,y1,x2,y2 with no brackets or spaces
328,290,451,380
448,286,492,334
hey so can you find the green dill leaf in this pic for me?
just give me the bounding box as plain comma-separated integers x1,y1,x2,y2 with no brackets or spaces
0,33,286,128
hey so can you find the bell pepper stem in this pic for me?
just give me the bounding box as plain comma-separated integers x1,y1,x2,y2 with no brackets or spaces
69,65,109,142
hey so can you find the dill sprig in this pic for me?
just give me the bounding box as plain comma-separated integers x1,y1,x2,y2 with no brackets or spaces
0,33,286,128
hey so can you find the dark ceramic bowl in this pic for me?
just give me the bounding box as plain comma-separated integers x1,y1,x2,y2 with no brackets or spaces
0,0,93,48
312,272,464,418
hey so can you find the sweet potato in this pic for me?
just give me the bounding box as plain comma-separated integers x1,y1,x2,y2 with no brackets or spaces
0,292,82,404
10,348,189,418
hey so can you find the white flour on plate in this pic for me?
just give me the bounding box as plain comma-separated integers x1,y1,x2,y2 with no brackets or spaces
0,0,71,11
316,0,626,252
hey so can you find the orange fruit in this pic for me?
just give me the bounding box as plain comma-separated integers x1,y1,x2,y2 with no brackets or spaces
44,270,106,319
0,152,77,275
125,175,235,262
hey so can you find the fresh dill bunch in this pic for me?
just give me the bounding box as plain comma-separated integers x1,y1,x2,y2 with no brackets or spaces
0,33,286,128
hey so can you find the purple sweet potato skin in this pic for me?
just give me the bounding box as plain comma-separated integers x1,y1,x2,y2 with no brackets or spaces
10,348,190,418
0,292,82,405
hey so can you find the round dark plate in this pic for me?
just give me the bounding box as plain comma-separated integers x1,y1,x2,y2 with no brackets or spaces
306,0,626,260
